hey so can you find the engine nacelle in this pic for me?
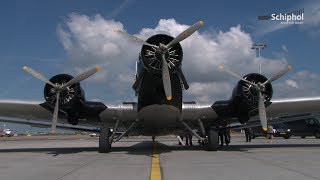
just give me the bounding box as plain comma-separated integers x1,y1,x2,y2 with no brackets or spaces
40,74,107,125
231,73,273,122
44,74,85,109
43,74,97,125
140,34,183,74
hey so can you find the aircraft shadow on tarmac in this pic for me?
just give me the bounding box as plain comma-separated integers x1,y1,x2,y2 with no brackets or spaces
0,141,320,156
216,143,320,152
0,147,98,156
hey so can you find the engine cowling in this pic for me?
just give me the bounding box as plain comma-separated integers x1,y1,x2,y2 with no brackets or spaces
44,74,84,109
43,74,85,125
231,73,273,122
140,34,183,74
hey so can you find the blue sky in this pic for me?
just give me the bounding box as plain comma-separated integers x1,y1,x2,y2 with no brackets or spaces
0,0,320,103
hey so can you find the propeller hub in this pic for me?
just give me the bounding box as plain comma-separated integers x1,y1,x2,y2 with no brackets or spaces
248,83,259,96
256,83,265,91
155,46,170,65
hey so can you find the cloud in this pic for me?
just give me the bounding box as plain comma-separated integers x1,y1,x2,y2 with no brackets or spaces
58,14,317,103
285,79,298,88
302,1,320,37
274,70,320,98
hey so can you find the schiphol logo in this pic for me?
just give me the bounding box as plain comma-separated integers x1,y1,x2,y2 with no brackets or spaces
258,8,304,25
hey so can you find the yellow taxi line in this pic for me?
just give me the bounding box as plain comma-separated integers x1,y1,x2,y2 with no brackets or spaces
150,143,162,180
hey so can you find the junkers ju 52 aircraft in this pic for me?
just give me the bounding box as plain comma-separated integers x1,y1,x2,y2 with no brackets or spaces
0,21,320,153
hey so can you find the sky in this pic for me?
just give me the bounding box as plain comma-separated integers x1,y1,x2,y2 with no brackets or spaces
1,0,320,106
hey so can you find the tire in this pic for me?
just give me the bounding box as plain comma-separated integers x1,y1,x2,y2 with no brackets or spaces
301,136,306,139
314,131,320,139
207,129,219,151
99,127,111,153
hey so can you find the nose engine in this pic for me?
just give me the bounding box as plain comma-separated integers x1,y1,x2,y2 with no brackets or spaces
140,34,183,74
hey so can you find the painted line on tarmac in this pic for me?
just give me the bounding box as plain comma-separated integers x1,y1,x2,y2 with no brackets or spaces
150,143,162,180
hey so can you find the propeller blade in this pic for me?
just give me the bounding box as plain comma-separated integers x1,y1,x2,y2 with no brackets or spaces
23,66,56,88
114,29,158,48
166,21,204,49
50,92,60,134
258,91,268,131
161,54,172,100
59,66,101,89
219,66,257,87
263,65,292,85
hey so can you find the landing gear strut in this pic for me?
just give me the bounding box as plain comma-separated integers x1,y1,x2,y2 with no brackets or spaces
99,126,111,153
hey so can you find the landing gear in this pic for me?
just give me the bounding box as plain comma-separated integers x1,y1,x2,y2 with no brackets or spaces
207,129,219,151
152,136,155,141
99,127,111,153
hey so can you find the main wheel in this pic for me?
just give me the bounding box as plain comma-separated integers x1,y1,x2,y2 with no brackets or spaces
207,129,219,151
99,127,111,153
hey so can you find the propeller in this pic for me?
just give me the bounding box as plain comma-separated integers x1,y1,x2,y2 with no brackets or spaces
23,66,101,133
162,53,172,100
114,21,204,100
219,65,292,131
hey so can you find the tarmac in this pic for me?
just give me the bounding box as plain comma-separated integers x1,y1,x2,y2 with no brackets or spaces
0,135,320,180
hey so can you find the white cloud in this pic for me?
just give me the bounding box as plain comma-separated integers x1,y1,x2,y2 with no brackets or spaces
274,70,320,98
285,79,298,88
57,14,318,103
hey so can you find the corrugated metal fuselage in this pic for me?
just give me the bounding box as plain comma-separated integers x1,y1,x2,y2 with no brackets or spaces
137,71,182,131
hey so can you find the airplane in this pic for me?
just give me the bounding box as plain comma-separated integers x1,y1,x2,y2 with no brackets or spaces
0,21,320,153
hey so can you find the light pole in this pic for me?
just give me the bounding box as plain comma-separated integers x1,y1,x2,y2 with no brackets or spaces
251,43,267,74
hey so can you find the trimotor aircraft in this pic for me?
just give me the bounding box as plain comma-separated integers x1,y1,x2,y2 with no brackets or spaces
0,21,320,153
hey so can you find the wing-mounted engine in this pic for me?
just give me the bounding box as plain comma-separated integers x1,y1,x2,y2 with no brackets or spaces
41,74,106,125
23,66,106,133
231,73,273,122
44,74,83,109
218,65,292,130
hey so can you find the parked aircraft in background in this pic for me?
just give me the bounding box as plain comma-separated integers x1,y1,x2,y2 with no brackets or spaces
0,21,320,153
0,124,12,137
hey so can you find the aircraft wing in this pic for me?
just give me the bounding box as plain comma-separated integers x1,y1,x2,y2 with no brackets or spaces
1,97,320,132
209,97,320,127
0,100,56,123
266,97,320,117
0,100,120,130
